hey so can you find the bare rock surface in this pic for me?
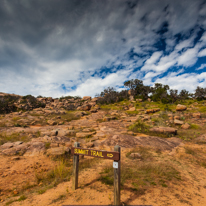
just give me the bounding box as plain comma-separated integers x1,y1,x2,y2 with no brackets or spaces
23,142,46,156
100,134,182,151
149,127,177,135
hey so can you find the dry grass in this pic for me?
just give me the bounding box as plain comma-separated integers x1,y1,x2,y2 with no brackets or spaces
178,124,205,141
99,149,181,191
100,104,122,111
0,132,30,145
5,195,27,205
183,146,206,168
16,156,102,196
35,160,72,188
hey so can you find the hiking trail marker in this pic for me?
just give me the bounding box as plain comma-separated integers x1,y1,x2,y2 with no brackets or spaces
71,142,121,205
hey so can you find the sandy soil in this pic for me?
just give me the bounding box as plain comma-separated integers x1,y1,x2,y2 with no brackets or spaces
0,145,205,206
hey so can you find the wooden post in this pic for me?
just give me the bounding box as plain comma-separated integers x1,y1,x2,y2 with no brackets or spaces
114,145,121,205
72,142,80,190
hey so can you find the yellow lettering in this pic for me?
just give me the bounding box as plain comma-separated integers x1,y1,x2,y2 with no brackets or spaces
75,149,88,155
96,151,104,157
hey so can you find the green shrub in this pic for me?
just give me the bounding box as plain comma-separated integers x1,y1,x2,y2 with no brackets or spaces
190,124,199,129
128,121,150,133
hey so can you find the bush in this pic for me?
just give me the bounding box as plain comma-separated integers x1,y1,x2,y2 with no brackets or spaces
96,87,129,104
0,95,20,114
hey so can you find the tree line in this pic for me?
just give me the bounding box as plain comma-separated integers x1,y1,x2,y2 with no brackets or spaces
96,79,206,104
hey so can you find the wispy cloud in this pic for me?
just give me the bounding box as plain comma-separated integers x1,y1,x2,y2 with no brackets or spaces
196,64,206,70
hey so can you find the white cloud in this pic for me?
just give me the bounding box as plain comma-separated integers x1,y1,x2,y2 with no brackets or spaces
198,48,206,57
145,51,162,65
153,72,206,92
174,36,195,51
196,64,206,70
177,48,198,67
66,69,133,97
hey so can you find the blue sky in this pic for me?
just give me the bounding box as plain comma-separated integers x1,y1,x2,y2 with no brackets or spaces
0,0,206,97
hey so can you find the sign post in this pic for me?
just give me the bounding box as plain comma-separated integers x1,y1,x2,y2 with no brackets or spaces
72,142,80,190
114,145,121,206
71,144,121,205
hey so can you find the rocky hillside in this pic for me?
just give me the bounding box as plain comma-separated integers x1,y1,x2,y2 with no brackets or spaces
0,93,101,114
0,93,206,205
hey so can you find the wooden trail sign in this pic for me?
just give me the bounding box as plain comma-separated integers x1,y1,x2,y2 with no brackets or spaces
71,147,120,161
72,142,121,205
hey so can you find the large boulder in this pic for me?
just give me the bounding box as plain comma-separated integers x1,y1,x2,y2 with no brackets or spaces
176,104,187,111
82,96,92,101
149,127,177,135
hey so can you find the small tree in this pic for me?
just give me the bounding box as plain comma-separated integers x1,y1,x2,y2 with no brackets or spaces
178,89,190,101
169,89,178,103
194,86,206,100
124,79,152,100
150,83,170,103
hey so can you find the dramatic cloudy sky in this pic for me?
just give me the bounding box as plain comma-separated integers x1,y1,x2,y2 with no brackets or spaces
1,0,206,97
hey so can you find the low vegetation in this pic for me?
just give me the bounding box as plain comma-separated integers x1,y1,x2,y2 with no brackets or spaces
99,147,181,192
0,132,30,145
